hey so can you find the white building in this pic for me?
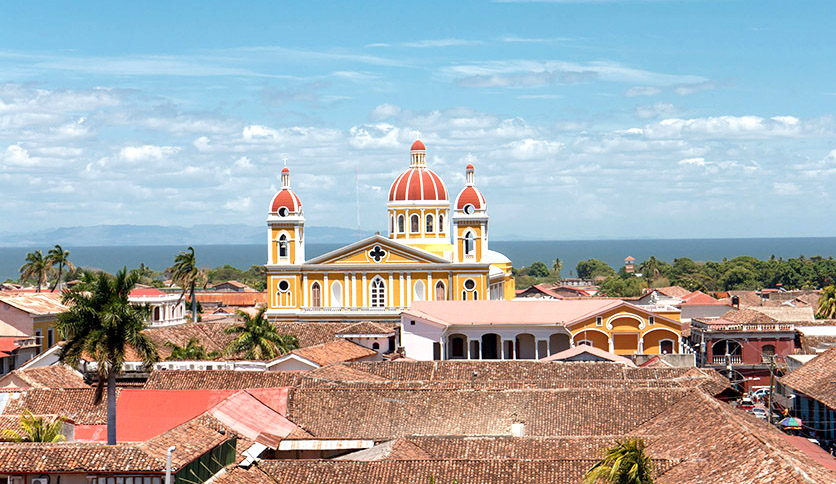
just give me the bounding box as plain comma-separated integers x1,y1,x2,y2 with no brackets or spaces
129,287,187,326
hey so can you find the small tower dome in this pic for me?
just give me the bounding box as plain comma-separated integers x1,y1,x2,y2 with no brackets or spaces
455,163,486,213
270,166,302,216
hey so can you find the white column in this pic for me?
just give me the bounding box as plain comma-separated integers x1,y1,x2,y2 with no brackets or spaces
388,273,394,307
427,274,433,301
323,274,329,307
302,274,308,307
448,273,454,300
362,274,368,307
399,273,405,308
608,337,614,353
351,273,357,307
344,274,349,308
406,273,412,306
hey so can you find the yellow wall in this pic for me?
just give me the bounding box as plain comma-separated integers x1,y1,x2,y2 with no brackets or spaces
33,319,57,352
568,306,682,355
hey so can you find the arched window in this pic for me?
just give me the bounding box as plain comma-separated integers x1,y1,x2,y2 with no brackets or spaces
762,344,775,357
426,214,434,233
372,342,380,350
153,307,161,321
389,215,394,235
398,215,405,233
439,213,445,232
410,214,419,233
464,231,475,255
370,277,386,308
660,339,675,354
435,281,446,301
413,280,425,301
330,281,342,307
311,282,321,308
278,234,288,258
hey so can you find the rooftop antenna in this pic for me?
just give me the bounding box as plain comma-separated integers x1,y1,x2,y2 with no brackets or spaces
355,161,361,239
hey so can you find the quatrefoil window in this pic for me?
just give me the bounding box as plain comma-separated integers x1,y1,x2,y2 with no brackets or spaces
368,245,387,263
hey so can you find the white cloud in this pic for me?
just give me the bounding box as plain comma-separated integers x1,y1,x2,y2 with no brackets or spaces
679,157,707,167
625,86,662,97
233,156,253,170
642,115,812,140
371,103,402,121
193,136,211,152
636,102,679,119
674,81,719,95
118,145,180,162
1,144,38,166
349,123,401,148
223,196,253,212
506,138,564,159
403,38,482,48
242,124,280,141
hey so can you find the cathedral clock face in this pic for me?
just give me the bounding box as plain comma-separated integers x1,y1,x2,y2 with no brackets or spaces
463,204,474,215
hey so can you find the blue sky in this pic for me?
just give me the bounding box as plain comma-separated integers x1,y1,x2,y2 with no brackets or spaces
1,0,834,240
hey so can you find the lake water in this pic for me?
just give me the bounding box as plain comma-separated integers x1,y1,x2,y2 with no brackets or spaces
2,237,835,281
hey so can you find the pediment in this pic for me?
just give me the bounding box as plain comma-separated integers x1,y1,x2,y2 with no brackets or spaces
305,235,449,266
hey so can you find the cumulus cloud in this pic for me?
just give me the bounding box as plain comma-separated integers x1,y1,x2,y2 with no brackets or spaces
642,115,813,139
118,145,180,162
635,102,679,120
349,123,401,148
1,144,38,167
242,125,280,141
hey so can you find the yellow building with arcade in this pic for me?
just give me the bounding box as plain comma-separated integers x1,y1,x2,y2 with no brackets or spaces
265,140,515,321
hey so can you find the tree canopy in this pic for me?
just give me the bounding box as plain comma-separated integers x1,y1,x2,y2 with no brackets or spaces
576,259,616,280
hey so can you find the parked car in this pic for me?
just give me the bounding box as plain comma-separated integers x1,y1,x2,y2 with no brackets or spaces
751,408,767,420
752,388,771,401
737,397,755,410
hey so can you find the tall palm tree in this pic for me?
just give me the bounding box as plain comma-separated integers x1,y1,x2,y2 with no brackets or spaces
47,244,74,292
225,307,299,360
165,338,219,361
552,258,563,280
57,268,159,445
584,438,655,484
171,246,204,323
818,285,836,319
19,250,49,292
639,256,660,289
1,411,66,442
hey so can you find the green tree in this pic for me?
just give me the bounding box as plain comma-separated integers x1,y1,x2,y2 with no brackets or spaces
19,250,49,292
638,256,660,289
584,438,655,484
599,276,645,298
171,247,205,323
1,411,66,442
46,244,74,292
165,338,220,361
57,269,159,445
552,258,563,280
224,307,299,360
528,261,550,278
576,259,616,280
818,285,836,319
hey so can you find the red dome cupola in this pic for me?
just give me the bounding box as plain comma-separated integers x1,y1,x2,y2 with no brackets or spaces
455,163,486,211
270,166,302,215
388,139,449,202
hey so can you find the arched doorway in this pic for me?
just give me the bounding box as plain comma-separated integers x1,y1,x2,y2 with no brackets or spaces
482,333,500,360
515,333,536,359
549,334,571,355
448,334,467,359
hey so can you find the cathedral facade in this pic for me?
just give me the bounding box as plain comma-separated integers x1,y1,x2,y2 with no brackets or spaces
264,140,515,321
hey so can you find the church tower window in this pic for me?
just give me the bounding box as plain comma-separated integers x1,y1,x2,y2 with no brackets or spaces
413,280,425,301
370,277,386,308
330,281,342,307
311,282,321,307
464,231,475,255
438,214,444,232
279,234,288,259
435,281,446,301
410,214,419,233
398,215,405,233
426,214,434,233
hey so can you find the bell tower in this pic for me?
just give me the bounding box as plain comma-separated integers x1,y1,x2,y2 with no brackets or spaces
267,166,305,265
453,162,488,263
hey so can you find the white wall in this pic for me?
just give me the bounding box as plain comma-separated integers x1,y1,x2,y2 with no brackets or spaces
401,316,445,360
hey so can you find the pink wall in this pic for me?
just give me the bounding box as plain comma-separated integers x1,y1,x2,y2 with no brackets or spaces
0,304,34,335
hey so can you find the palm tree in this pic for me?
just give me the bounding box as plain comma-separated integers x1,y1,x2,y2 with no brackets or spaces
47,244,74,292
19,250,49,292
552,258,563,280
818,285,836,319
1,411,66,442
57,268,159,445
584,438,655,484
171,246,204,323
165,338,220,361
639,257,660,289
225,307,299,360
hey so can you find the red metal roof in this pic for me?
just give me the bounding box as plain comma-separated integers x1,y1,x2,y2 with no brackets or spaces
388,167,448,202
270,188,302,213
0,337,20,354
411,139,425,151
681,290,727,306
129,287,167,296
455,185,486,210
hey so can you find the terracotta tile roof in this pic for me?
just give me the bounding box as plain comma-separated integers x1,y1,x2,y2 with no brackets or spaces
336,321,396,336
143,370,302,390
286,388,688,440
0,365,88,389
653,286,691,299
0,388,119,425
540,345,637,366
0,293,67,315
0,415,232,473
193,291,266,306
679,290,727,306
750,306,816,322
715,307,778,324
209,280,258,292
305,364,387,383
287,339,377,366
780,347,836,410
216,459,677,484
516,283,565,299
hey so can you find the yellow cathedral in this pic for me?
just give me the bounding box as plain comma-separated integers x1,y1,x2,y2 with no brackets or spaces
264,140,515,321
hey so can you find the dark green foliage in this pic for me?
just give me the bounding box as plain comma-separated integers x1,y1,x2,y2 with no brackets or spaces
576,259,616,280
598,276,645,297
528,261,550,278
584,438,655,484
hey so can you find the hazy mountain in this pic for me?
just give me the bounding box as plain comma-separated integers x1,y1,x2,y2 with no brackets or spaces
0,224,379,247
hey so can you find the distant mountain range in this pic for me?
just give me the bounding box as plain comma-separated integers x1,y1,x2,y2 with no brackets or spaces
0,224,380,247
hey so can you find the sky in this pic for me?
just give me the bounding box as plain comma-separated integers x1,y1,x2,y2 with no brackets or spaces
0,0,834,240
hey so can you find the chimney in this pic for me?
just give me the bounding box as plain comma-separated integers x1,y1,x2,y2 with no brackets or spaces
510,422,525,437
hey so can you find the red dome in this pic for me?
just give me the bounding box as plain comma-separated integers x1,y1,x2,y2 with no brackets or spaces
281,167,290,173
411,139,425,151
466,163,474,170
388,167,448,202
455,185,486,210
270,189,302,213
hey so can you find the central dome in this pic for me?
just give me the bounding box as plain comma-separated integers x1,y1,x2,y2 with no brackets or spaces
388,140,448,202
